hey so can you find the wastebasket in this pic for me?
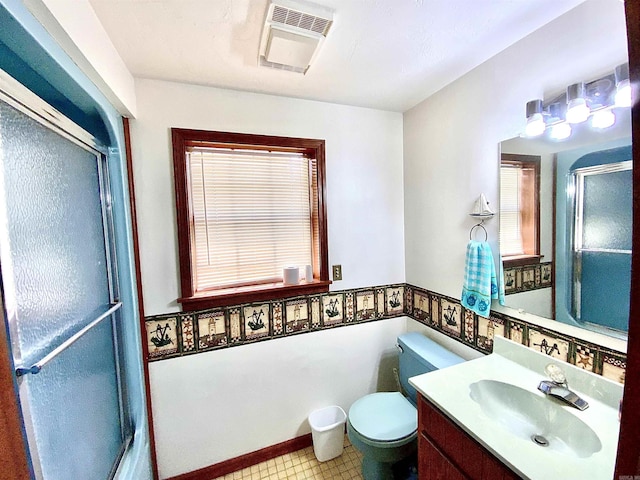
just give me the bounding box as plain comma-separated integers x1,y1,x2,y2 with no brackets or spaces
308,405,347,462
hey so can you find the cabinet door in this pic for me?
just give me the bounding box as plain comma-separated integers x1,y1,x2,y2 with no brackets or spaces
419,433,465,480
419,395,521,480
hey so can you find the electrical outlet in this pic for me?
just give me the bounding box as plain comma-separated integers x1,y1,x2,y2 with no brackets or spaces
332,264,342,281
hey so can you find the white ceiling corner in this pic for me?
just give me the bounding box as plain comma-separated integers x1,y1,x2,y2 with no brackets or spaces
86,0,588,113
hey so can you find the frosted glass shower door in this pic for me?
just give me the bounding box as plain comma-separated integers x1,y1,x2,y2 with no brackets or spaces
0,87,130,478
572,161,632,332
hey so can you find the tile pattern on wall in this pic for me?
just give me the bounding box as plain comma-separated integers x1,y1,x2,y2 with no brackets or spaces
144,283,626,384
145,283,407,361
503,261,553,295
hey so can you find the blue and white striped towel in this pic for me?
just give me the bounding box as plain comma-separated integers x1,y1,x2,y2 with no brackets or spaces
461,241,505,318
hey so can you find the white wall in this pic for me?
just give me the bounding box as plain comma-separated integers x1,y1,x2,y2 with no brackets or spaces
403,0,628,299
130,78,406,478
131,78,405,316
406,318,483,361
150,317,407,478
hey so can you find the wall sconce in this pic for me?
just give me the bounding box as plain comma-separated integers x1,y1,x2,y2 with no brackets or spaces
524,63,631,139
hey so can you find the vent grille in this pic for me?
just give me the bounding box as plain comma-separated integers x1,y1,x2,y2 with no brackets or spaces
259,56,307,74
271,5,331,35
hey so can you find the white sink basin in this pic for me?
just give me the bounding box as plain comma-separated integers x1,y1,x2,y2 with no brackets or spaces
469,379,601,458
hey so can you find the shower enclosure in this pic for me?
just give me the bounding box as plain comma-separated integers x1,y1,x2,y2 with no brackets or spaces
0,71,131,478
570,160,632,332
559,145,633,335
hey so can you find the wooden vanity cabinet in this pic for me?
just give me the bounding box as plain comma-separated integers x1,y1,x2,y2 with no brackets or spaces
418,393,521,480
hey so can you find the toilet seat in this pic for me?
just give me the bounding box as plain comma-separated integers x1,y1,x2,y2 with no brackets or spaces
348,392,417,443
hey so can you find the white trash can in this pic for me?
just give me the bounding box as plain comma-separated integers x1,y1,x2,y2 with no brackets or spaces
308,405,347,462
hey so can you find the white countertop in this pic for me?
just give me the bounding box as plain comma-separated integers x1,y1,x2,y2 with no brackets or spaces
409,336,623,480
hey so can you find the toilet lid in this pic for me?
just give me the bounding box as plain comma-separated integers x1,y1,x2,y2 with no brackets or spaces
349,392,417,442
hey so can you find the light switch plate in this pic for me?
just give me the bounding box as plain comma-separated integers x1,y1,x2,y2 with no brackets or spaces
332,265,342,281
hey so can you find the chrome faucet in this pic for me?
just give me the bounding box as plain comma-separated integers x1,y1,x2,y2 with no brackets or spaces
538,364,589,411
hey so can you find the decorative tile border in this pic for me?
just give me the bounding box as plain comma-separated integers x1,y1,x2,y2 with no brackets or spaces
196,310,226,351
503,261,553,295
322,293,344,326
528,328,571,362
406,285,626,384
355,289,375,321
144,284,407,361
145,316,179,359
144,282,626,384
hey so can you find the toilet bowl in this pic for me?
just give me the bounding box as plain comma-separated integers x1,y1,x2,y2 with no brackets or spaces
347,333,464,480
347,392,417,479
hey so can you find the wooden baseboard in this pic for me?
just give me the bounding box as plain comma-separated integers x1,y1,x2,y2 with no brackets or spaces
166,433,313,480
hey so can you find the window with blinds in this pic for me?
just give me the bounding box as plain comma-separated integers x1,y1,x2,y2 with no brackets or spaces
188,147,317,291
499,155,540,261
500,165,524,256
172,129,329,310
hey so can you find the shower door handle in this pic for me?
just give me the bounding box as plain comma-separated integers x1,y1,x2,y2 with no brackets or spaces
15,302,122,376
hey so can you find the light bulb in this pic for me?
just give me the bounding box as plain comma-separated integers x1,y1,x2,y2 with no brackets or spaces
591,110,615,129
566,98,590,124
615,80,631,108
550,122,571,140
614,64,631,108
525,113,545,137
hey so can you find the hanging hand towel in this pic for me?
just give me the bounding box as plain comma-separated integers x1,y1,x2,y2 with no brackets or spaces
461,241,505,318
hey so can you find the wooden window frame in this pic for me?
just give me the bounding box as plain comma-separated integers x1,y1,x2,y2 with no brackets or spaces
172,128,330,311
500,153,541,268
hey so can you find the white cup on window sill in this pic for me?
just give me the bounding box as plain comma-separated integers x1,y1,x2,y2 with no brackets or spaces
283,266,299,285
304,264,313,282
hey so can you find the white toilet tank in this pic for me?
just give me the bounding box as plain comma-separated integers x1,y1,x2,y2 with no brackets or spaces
398,332,464,405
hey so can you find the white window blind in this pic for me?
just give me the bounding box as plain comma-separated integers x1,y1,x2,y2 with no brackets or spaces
188,147,315,291
500,165,524,256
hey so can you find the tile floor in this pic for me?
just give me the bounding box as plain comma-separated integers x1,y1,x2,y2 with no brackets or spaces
213,435,363,480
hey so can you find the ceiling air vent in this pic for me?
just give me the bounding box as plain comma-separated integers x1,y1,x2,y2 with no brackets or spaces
258,0,334,74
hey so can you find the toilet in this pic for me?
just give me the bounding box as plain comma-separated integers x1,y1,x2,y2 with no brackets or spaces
347,332,465,480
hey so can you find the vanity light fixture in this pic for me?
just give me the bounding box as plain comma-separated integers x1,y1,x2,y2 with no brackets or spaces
549,122,572,140
523,63,630,139
614,63,632,108
591,109,615,129
525,100,545,137
566,83,590,124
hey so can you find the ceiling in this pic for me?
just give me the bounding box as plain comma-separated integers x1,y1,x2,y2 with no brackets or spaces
88,0,586,113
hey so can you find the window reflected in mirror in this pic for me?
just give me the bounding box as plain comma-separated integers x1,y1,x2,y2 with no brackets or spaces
500,154,541,267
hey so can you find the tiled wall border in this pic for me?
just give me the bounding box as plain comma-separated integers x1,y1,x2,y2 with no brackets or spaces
405,284,626,384
144,283,626,384
503,261,553,295
144,284,407,361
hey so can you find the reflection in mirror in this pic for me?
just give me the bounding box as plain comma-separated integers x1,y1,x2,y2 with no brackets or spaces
499,108,631,340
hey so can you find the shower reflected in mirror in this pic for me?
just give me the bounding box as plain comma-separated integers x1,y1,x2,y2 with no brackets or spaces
499,108,631,340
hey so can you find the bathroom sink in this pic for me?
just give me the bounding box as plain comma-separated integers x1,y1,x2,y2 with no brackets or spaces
469,380,601,458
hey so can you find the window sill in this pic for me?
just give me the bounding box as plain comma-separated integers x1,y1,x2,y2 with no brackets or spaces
178,279,332,312
502,255,544,268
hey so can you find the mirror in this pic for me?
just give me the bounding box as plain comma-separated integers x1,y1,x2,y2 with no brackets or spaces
498,109,632,340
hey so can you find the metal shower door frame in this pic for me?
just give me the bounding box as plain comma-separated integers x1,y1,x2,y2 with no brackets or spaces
571,160,632,323
0,68,131,480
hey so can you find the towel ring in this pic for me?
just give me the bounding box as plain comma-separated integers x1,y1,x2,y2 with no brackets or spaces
470,223,488,241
